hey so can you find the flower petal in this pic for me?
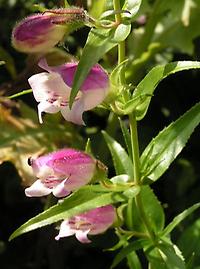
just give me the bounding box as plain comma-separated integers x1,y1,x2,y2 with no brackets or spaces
75,229,91,243
38,101,60,124
55,220,75,240
61,99,84,125
82,88,107,111
52,178,71,198
28,72,71,102
38,59,109,93
25,179,52,197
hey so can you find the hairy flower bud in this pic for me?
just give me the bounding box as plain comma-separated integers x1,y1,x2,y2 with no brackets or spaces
55,205,116,243
12,8,86,53
25,148,96,198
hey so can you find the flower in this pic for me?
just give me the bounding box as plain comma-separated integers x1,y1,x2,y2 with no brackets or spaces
25,148,96,198
55,205,116,243
28,58,109,125
12,8,86,53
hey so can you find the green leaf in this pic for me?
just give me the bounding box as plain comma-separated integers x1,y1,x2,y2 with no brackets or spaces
141,102,200,182
155,1,200,55
110,59,128,87
131,61,200,120
119,118,132,157
102,131,133,178
130,185,165,233
177,218,200,268
110,174,130,184
147,243,185,269
89,0,106,18
161,203,200,237
111,239,146,268
127,251,142,269
123,0,142,20
114,23,131,42
9,186,138,241
69,28,117,107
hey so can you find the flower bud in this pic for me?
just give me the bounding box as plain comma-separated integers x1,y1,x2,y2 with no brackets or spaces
12,8,86,53
25,148,96,198
55,205,116,243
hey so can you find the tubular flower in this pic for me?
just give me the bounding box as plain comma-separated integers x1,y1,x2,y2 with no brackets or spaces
28,58,109,125
55,205,116,243
12,8,86,53
25,148,96,198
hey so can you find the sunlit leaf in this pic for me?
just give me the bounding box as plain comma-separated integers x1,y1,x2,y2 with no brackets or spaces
102,131,133,178
70,28,117,107
146,242,185,269
129,61,200,120
9,186,138,241
141,102,200,182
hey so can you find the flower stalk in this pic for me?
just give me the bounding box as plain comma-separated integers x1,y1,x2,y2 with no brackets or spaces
113,0,156,245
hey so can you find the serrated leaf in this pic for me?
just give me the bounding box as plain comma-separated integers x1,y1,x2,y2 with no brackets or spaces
131,61,200,120
129,185,165,233
111,239,146,268
161,203,200,237
102,131,133,178
9,186,138,241
147,242,185,269
69,28,117,107
177,218,200,267
141,102,200,182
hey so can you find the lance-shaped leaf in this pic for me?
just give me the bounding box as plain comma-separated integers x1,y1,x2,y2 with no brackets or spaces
102,131,133,178
141,102,200,182
111,239,146,269
127,61,200,119
146,242,185,269
177,218,200,265
9,185,139,241
161,203,200,237
128,185,165,233
69,28,117,107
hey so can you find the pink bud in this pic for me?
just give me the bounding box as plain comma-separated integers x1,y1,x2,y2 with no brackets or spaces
55,205,116,243
25,148,96,198
12,8,86,53
28,58,109,125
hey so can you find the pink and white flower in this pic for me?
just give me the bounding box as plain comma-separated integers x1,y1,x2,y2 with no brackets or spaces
25,148,96,198
28,58,109,125
12,8,85,53
55,205,116,243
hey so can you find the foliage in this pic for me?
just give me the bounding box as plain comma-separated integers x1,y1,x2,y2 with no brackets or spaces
0,0,200,268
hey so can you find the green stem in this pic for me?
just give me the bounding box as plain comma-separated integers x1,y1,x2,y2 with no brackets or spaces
113,0,126,84
129,113,140,184
8,89,32,99
129,113,156,242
